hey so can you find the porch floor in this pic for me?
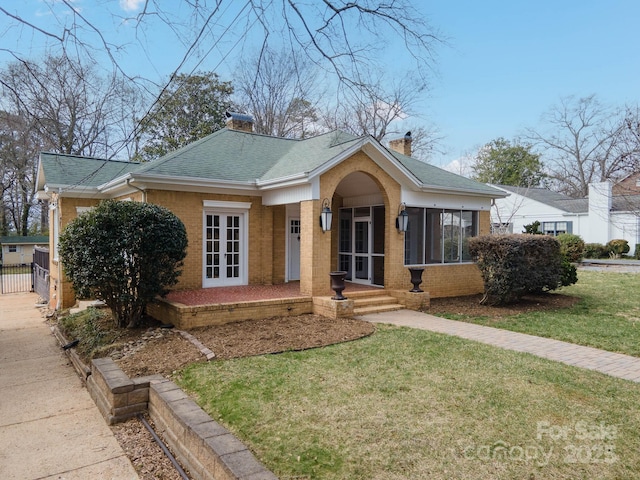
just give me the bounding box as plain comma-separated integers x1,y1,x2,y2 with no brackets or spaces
164,282,381,307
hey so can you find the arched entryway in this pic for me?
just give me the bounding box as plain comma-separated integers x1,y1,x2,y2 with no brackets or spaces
333,171,387,287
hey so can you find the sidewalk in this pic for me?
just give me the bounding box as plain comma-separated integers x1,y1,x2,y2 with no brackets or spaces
360,309,640,383
0,292,139,480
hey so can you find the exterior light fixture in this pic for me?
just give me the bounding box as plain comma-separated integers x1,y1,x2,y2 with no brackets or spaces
396,202,409,233
319,198,333,233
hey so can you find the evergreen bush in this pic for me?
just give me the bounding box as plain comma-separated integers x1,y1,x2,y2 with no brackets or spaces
59,200,188,328
584,243,607,259
468,234,573,305
605,239,630,258
556,233,585,263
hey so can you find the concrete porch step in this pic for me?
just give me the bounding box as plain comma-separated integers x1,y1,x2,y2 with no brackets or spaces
353,303,404,315
352,295,399,308
350,292,403,315
345,289,389,299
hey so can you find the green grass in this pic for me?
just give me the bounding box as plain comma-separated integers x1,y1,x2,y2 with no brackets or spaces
442,270,640,356
177,325,640,479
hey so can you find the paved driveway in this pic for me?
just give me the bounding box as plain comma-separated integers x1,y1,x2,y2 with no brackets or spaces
0,292,138,479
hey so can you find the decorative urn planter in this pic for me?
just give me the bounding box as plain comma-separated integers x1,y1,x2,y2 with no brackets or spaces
408,267,425,293
329,271,348,300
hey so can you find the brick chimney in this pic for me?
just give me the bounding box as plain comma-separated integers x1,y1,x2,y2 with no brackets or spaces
389,131,412,157
225,111,254,133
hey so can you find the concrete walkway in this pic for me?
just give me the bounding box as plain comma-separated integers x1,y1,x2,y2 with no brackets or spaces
0,292,138,480
360,310,640,383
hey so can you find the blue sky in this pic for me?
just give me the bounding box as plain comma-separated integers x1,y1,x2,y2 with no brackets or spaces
422,1,640,169
1,1,639,170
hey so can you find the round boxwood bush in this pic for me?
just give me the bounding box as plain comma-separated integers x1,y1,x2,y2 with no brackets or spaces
59,200,188,328
606,239,630,258
556,233,585,263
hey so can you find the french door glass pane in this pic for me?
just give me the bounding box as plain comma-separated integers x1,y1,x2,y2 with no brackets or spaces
205,213,241,281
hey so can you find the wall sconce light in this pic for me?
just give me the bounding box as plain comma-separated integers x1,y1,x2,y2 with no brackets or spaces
319,198,333,233
396,202,409,233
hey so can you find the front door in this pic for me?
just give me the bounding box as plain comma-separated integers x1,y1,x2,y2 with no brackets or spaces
353,217,371,283
288,218,300,281
338,206,385,286
203,212,245,287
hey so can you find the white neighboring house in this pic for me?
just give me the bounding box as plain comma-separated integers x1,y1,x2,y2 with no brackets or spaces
490,180,640,253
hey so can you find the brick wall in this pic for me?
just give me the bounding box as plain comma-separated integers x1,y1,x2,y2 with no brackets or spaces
145,190,279,290
51,197,102,309
318,151,405,291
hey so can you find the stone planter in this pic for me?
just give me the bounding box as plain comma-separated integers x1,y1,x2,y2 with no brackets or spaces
408,267,424,293
329,271,348,300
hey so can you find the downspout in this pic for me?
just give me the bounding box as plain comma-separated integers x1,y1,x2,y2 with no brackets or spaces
127,178,147,202
55,189,62,311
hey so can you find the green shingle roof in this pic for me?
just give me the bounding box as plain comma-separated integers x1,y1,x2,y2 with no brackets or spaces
134,129,364,183
391,151,502,195
39,153,140,188
0,235,49,245
39,129,503,197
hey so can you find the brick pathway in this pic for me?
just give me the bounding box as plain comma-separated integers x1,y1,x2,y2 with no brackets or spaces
360,310,640,383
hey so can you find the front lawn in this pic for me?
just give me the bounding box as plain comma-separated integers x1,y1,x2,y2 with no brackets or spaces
432,270,640,356
177,324,640,479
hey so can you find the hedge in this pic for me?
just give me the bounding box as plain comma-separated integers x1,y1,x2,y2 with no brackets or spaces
468,234,574,305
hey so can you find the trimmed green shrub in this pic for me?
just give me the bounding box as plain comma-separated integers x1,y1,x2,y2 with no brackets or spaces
59,200,188,328
605,239,630,258
584,243,607,259
522,221,542,234
634,244,640,260
560,257,578,287
468,234,573,305
556,233,585,263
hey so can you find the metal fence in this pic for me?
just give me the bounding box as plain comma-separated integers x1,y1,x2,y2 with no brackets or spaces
33,247,50,301
0,263,34,294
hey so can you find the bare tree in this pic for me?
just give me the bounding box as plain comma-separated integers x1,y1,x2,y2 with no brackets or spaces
1,55,141,158
0,112,41,235
322,74,442,159
0,55,141,234
527,95,640,198
234,48,323,138
1,2,443,123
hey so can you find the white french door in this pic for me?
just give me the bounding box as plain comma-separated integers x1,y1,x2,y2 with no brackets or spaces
203,211,246,287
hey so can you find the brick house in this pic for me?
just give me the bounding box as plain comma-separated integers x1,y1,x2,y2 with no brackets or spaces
36,114,505,313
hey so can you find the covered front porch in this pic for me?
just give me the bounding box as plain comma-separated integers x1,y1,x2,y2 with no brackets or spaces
146,281,429,329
